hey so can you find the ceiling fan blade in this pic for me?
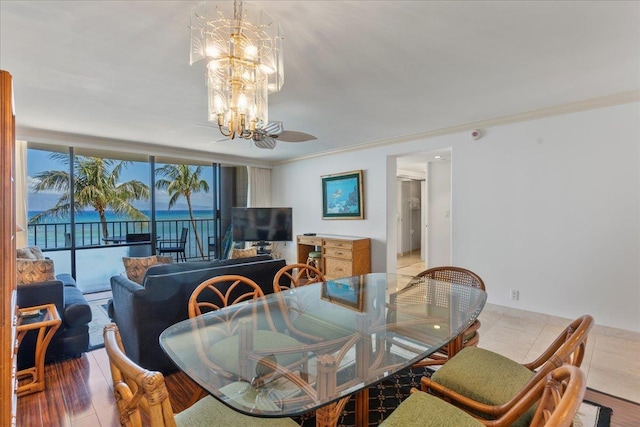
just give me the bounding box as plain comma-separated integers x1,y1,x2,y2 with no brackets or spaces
253,136,277,149
262,121,283,135
276,130,317,143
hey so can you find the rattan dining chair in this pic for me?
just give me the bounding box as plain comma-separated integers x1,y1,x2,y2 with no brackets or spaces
273,262,325,292
103,324,298,427
420,314,593,427
272,263,357,345
380,364,586,427
188,275,308,382
411,266,485,366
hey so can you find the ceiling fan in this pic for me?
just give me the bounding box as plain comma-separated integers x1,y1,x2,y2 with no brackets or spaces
201,121,317,150
251,121,317,149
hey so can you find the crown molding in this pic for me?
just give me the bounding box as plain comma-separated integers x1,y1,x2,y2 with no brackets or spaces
275,90,640,165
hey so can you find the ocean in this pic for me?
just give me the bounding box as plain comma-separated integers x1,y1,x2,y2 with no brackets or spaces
28,209,215,223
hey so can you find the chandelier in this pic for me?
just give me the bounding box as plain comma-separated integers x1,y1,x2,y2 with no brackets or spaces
190,0,284,140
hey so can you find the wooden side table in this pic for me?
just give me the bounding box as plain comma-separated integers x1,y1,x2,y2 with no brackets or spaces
16,303,61,397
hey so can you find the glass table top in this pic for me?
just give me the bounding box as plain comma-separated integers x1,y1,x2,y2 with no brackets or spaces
159,273,486,418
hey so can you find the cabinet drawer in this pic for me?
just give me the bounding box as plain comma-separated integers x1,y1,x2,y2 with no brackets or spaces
324,247,352,259
323,239,353,249
324,258,352,278
298,236,323,246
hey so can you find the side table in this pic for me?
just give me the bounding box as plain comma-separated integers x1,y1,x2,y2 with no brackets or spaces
16,303,61,396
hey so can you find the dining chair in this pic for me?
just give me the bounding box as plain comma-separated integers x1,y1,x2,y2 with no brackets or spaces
126,232,152,257
188,275,307,382
103,324,298,427
420,314,593,427
273,262,325,292
414,266,485,366
379,364,586,427
157,227,188,262
272,264,355,344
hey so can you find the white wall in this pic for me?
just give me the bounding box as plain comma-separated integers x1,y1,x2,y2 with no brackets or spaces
272,102,640,332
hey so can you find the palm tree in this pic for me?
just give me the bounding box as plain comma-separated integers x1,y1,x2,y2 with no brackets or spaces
29,154,150,239
155,164,210,259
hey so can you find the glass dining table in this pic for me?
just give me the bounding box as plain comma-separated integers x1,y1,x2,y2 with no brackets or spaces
160,272,487,427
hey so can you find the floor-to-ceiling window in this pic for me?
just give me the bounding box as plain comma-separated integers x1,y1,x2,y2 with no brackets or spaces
25,143,248,294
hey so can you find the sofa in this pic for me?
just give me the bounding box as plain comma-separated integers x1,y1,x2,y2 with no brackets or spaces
109,255,287,373
16,273,92,370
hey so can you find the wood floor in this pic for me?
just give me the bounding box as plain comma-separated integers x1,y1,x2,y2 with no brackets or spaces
15,348,640,427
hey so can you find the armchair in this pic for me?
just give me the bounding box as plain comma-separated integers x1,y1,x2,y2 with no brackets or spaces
420,315,593,427
380,365,586,427
16,257,92,369
103,324,298,427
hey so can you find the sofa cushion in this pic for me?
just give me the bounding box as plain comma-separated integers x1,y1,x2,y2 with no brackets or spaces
122,255,174,285
231,247,258,259
16,258,55,284
56,273,78,287
17,245,45,260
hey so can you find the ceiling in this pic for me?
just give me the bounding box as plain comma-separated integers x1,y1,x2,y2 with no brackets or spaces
1,1,639,165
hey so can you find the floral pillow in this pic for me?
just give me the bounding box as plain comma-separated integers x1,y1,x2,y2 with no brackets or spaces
122,255,173,285
16,259,55,285
230,247,258,259
17,246,45,260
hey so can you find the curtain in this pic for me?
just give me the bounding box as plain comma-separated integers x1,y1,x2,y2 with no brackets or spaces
247,167,271,208
15,140,28,248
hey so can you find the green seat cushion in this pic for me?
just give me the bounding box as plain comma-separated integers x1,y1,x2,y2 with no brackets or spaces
292,312,354,341
380,391,482,427
176,395,299,426
207,331,304,376
430,347,535,427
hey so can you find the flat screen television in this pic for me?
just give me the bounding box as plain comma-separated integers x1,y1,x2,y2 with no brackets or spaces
231,207,293,246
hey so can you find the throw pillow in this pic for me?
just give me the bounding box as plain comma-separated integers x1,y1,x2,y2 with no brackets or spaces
17,246,45,260
122,255,173,285
231,247,258,259
16,259,55,284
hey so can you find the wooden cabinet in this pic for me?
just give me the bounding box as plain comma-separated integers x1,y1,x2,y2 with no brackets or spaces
297,235,370,279
1,69,18,427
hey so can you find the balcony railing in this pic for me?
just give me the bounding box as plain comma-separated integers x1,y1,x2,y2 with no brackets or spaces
28,218,218,261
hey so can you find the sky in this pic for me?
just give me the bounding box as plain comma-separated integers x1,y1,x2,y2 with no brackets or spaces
27,149,215,212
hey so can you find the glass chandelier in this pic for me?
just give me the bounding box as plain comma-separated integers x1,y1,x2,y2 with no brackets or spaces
190,0,284,140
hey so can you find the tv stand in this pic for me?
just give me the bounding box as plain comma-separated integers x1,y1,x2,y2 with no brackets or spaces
253,241,271,255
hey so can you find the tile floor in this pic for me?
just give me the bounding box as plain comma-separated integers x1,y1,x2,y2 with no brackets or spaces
397,255,640,404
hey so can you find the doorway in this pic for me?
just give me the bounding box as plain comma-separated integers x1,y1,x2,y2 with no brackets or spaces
396,149,451,275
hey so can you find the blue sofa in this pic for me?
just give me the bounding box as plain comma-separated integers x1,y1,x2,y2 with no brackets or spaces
109,255,287,373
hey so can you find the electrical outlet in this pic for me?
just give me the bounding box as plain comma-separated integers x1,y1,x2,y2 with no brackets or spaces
510,289,519,301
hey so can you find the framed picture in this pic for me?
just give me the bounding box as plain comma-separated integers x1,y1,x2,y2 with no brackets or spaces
321,278,366,312
321,170,364,219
